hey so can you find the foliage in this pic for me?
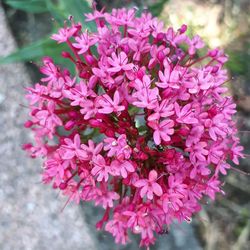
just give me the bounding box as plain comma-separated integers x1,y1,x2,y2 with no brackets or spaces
4,0,47,13
1,0,170,65
148,0,169,17
1,0,94,64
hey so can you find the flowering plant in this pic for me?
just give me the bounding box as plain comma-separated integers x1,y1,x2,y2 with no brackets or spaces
23,5,244,248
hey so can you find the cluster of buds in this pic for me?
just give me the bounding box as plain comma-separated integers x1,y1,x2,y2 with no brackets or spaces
23,5,244,248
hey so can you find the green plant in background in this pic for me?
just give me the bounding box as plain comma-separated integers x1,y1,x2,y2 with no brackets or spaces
3,0,48,13
1,0,94,66
1,0,168,66
148,0,168,16
226,42,250,77
1,0,248,82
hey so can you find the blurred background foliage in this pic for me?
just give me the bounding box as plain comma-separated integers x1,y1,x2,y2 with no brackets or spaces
1,0,249,249
0,0,165,65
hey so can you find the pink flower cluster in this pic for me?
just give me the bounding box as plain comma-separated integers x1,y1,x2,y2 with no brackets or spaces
24,6,244,248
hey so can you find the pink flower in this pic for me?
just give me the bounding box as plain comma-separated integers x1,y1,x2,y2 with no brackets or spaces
106,8,136,27
51,26,77,43
205,178,222,200
134,170,163,200
91,154,111,182
98,90,125,114
205,114,227,141
190,164,211,179
73,32,98,54
147,100,174,121
222,98,236,120
62,181,81,204
208,143,224,164
80,99,98,120
215,162,231,175
104,134,131,159
81,140,103,160
188,35,204,55
95,189,120,209
186,126,204,147
231,142,244,164
148,45,170,69
110,160,135,178
105,217,128,245
186,141,209,163
208,48,228,63
34,101,62,129
26,84,48,106
40,57,60,85
44,152,69,184
174,102,198,124
128,39,151,61
84,3,105,22
168,174,187,195
156,60,171,89
24,6,244,248
156,60,181,89
63,81,95,106
188,69,213,94
107,52,134,73
165,27,188,46
132,75,159,109
123,210,145,233
162,192,184,213
60,134,88,160
148,120,174,145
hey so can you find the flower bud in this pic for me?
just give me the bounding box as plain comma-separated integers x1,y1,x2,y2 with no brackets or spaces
61,51,72,58
64,120,75,130
208,48,218,57
24,120,33,128
179,24,187,34
85,54,96,65
59,183,68,190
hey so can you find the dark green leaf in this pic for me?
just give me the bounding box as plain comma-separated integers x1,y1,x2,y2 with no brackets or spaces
58,0,91,22
45,0,95,31
0,37,77,73
148,0,169,17
0,0,96,68
0,37,65,63
3,0,48,13
226,50,250,76
44,0,66,24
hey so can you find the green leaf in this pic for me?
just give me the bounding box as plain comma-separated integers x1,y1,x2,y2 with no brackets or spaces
3,0,48,13
226,50,250,76
148,0,169,17
44,0,95,31
0,37,66,63
0,0,96,68
44,0,66,24
0,37,77,73
58,0,91,22
61,0,95,31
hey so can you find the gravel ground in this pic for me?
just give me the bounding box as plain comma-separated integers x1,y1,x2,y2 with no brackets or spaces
0,3,202,250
